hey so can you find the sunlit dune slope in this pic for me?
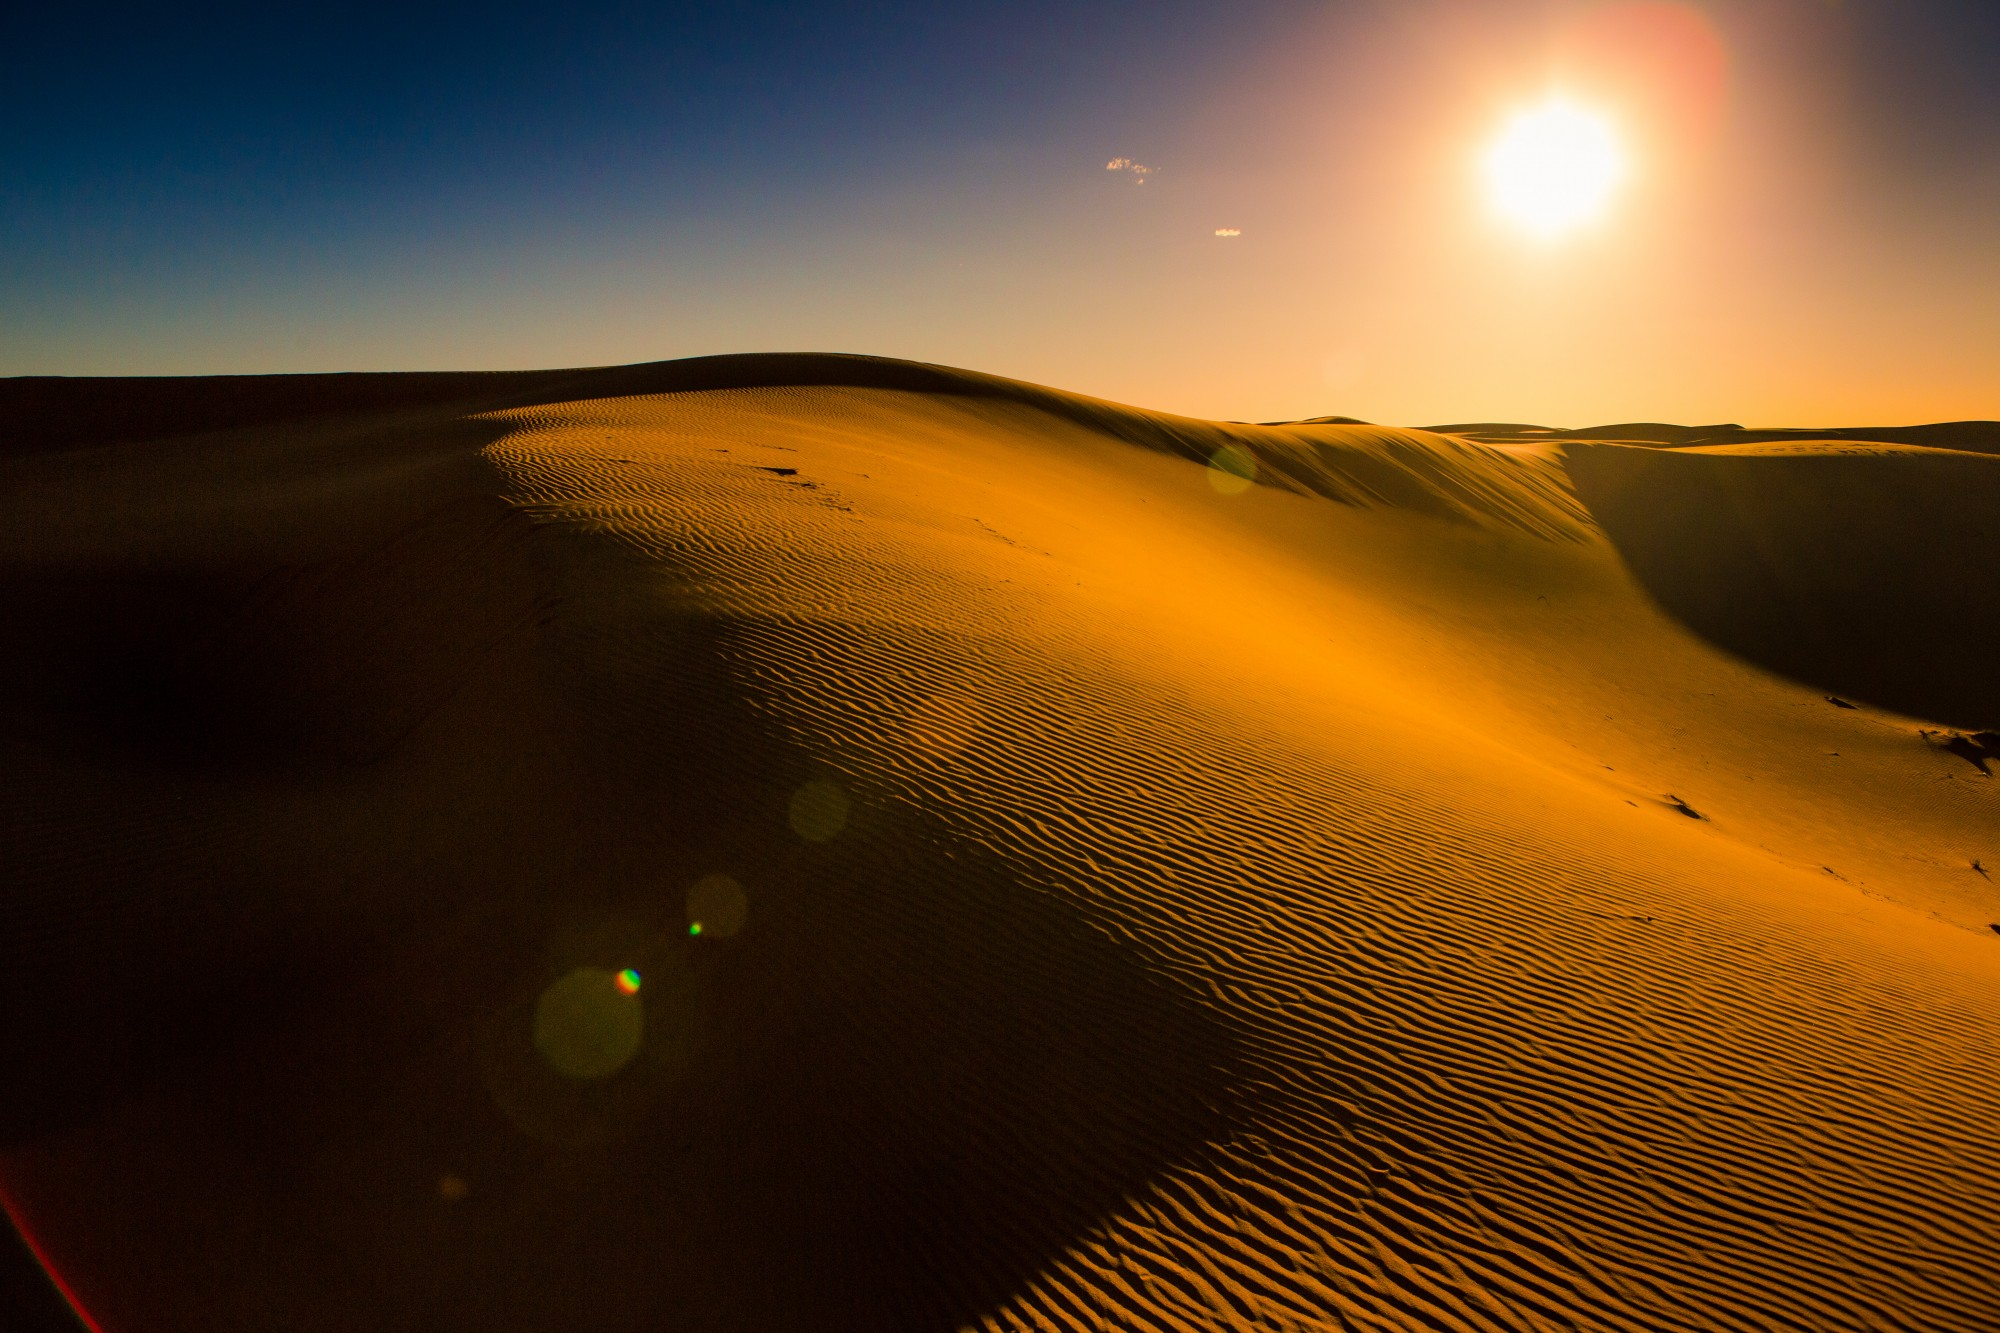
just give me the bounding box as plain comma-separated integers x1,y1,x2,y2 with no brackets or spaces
2,355,1996,1333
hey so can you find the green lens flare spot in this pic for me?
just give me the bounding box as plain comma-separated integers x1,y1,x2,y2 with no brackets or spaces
533,967,644,1080
685,874,748,939
1206,444,1257,495
788,779,850,842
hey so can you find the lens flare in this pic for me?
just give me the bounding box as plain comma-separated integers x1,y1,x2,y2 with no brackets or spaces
1483,98,1625,237
1207,445,1257,495
0,1187,103,1333
533,967,644,1080
788,779,850,842
685,873,749,939
614,967,642,995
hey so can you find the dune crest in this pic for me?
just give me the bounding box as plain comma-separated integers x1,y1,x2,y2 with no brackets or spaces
2,356,1996,1332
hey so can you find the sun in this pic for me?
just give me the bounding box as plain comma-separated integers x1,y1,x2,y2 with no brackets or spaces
1483,98,1625,238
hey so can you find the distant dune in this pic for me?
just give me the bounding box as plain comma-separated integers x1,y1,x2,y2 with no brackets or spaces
1431,419,2000,453
2,355,1996,1332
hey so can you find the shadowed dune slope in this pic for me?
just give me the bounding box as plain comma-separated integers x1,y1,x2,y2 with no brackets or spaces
1,356,1997,1333
1567,440,2000,729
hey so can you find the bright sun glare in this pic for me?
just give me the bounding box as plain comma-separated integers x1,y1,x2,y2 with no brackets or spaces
1483,99,1625,238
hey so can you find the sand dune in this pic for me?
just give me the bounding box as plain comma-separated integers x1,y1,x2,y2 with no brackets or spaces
1432,419,2000,454
2,355,1996,1332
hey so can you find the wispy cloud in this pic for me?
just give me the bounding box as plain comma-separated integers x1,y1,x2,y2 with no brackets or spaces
1105,157,1156,184
1214,228,1241,237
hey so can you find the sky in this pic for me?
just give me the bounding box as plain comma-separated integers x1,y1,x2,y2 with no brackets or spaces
3,0,1996,425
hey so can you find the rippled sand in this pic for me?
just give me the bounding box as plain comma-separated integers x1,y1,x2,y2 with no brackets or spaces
2,356,1996,1331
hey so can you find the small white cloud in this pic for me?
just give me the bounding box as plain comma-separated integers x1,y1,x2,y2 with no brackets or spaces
1214,228,1241,237
1106,157,1157,183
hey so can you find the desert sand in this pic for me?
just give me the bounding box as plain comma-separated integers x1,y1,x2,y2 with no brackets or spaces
1,354,1996,1331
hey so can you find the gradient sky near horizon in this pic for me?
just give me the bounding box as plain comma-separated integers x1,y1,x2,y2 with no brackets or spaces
4,0,1995,426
